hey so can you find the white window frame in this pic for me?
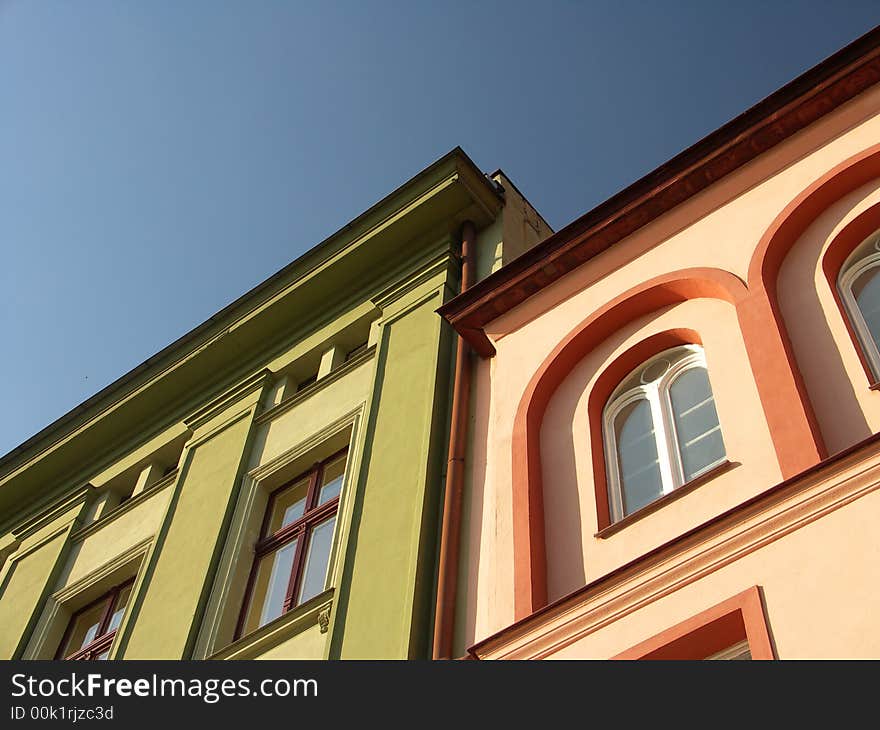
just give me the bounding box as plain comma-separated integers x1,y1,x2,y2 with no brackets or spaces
838,233,880,381
603,345,726,522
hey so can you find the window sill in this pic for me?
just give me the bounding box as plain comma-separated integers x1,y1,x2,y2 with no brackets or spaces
208,588,334,660
594,460,737,539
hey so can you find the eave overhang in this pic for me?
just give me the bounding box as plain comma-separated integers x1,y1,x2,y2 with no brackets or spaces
0,147,501,520
438,25,880,358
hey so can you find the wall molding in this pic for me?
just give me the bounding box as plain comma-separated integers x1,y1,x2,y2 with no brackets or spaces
184,369,272,432
191,407,363,659
208,589,334,660
21,537,152,660
255,348,375,425
69,472,176,543
472,435,880,659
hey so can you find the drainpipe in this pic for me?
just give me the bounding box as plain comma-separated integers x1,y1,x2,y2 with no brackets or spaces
433,219,476,659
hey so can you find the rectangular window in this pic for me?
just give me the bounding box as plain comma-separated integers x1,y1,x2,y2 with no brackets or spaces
236,450,346,639
55,579,134,660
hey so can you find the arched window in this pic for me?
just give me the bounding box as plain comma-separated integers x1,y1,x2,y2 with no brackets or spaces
838,228,880,380
603,345,726,521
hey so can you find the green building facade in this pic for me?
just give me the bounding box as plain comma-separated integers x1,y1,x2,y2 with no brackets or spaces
0,149,549,659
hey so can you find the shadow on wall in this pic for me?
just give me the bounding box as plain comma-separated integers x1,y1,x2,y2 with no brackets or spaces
778,186,879,454
457,356,490,653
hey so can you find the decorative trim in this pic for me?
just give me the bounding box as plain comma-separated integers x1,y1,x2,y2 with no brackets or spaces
508,263,827,619
470,432,880,659
9,505,86,565
382,288,444,329
53,537,153,606
318,607,331,634
11,487,91,543
22,538,151,660
187,406,255,452
371,248,456,312
191,408,362,659
822,202,880,386
509,269,754,618
234,450,345,640
439,27,880,353
612,586,774,660
68,471,176,543
589,330,704,531
184,369,272,431
250,407,363,482
255,348,375,425
208,589,333,660
602,346,723,522
0,533,20,565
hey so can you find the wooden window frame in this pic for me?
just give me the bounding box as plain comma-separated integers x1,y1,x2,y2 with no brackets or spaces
235,448,346,640
55,578,134,660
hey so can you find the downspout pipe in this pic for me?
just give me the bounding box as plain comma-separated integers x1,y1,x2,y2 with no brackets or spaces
433,220,476,659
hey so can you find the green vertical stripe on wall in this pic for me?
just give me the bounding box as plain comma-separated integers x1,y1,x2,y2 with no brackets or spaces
0,508,82,659
332,283,452,658
120,413,254,659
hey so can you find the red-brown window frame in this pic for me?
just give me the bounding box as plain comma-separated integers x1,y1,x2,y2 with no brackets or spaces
235,448,346,640
55,578,135,660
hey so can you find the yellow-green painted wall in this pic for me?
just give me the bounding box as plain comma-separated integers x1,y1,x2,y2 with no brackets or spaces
121,407,257,659
0,149,535,661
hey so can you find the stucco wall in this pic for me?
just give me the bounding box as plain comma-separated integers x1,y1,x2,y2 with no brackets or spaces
460,83,880,653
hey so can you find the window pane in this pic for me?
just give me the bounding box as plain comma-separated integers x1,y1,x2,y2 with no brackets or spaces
106,583,132,633
614,399,663,516
267,477,310,534
95,650,111,660
243,539,298,635
670,367,725,481
297,516,337,605
853,266,880,353
318,455,346,505
61,600,109,657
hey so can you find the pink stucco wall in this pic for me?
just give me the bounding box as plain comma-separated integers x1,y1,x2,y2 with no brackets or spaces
456,82,880,658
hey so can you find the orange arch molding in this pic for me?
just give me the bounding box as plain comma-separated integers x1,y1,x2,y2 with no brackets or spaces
511,145,880,620
821,200,880,386
511,264,827,618
588,328,704,533
512,269,749,617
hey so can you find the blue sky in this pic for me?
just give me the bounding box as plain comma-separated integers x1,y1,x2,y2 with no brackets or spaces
1,1,878,457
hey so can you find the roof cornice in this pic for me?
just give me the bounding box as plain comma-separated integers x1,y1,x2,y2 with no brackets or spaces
438,24,880,357
0,147,500,489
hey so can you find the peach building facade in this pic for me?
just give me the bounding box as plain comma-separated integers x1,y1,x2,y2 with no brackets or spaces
440,28,880,659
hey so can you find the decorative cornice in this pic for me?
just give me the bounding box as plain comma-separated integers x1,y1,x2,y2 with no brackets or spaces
439,25,880,357
250,407,362,483
0,147,498,493
371,248,456,312
184,370,272,432
52,537,152,607
68,471,177,543
11,486,90,543
255,349,375,425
